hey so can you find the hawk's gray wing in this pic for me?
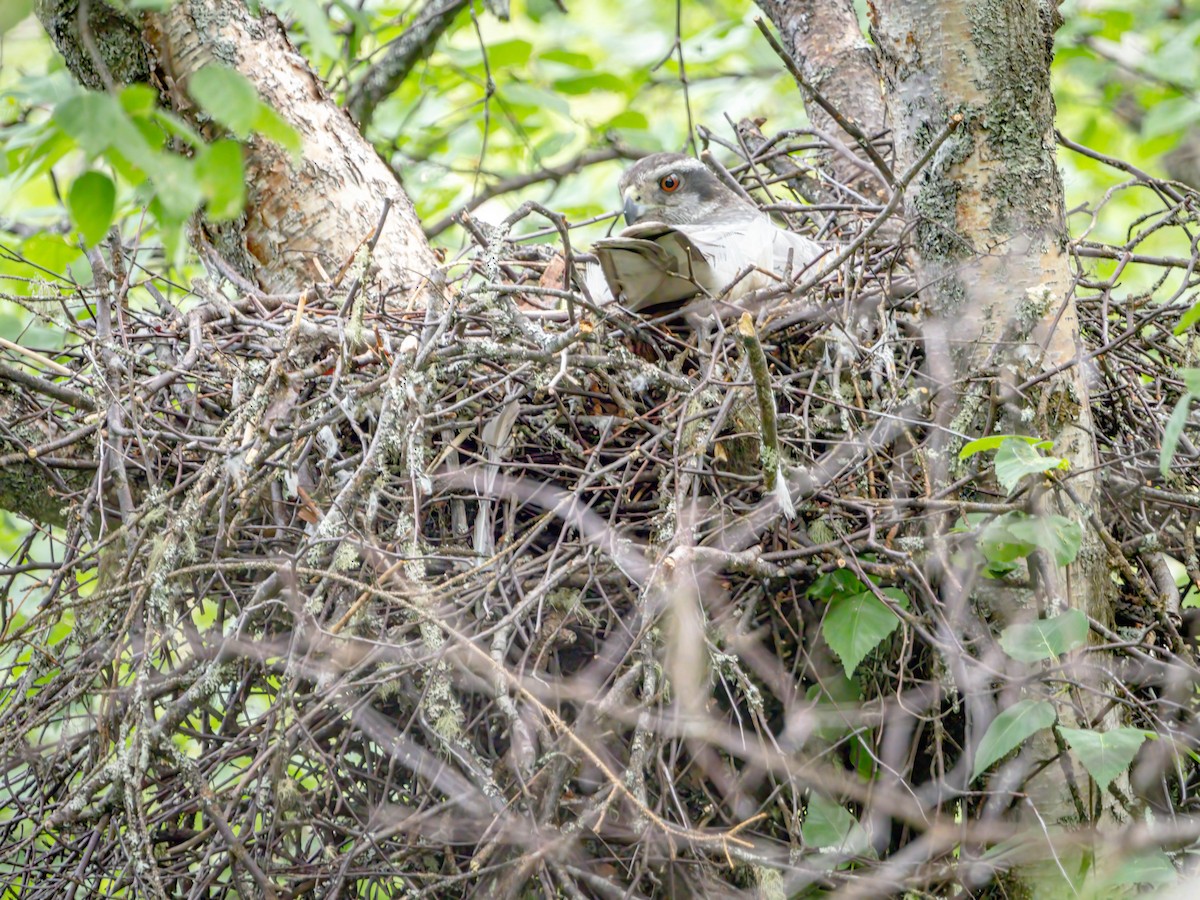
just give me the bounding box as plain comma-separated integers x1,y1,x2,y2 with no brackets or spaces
591,224,711,310
586,217,822,313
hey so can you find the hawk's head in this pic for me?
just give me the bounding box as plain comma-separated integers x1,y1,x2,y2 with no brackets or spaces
618,152,755,227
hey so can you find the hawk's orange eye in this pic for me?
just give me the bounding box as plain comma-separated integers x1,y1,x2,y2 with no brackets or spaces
659,173,681,192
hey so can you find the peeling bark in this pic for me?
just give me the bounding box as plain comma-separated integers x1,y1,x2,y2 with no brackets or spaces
145,0,442,301
36,0,442,303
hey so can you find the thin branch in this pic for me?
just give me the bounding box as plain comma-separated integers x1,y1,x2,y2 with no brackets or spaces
424,147,639,238
347,0,471,128
754,16,897,190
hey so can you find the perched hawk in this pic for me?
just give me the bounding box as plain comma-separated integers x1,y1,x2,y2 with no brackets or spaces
586,152,823,313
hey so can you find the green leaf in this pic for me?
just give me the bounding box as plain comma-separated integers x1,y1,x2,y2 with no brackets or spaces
53,92,159,173
807,569,868,601
153,108,206,149
805,673,862,705
1182,369,1200,395
5,128,74,187
67,171,116,247
978,512,1082,568
801,793,872,857
252,105,303,160
486,38,533,69
553,73,630,95
501,83,571,116
130,115,169,156
19,233,85,279
189,66,260,135
534,131,575,160
143,153,204,219
188,66,301,159
979,512,1036,563
1058,726,1147,792
1101,849,1178,888
1004,514,1083,566
1160,394,1192,477
53,93,126,156
805,673,862,742
604,110,650,131
959,435,1013,459
972,699,1056,781
822,590,905,678
148,197,186,263
196,140,246,221
1142,96,1200,140
541,48,593,67
848,733,877,782
994,437,1064,494
272,0,340,59
1175,297,1200,334
119,84,159,118
0,0,33,34
998,609,1089,663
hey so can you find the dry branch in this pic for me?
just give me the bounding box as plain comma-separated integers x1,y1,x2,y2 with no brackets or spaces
2,67,1200,900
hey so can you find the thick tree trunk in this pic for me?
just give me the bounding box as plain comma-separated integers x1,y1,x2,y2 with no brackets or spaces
36,0,441,301
871,0,1114,837
146,0,441,300
4,0,444,528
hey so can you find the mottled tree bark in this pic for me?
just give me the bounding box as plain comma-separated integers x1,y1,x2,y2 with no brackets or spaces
346,0,469,129
871,0,1115,842
36,0,442,302
5,0,445,527
147,0,442,301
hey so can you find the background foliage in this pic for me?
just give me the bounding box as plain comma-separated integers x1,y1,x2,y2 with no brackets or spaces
3,0,1196,612
2,0,1200,896
3,0,1199,285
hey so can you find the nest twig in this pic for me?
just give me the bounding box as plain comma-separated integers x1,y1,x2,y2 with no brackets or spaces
1,125,1199,898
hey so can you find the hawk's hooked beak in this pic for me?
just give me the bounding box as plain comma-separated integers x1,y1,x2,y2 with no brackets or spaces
622,194,645,227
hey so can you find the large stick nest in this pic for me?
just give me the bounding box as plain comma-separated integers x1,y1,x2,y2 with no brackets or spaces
1,131,1199,898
